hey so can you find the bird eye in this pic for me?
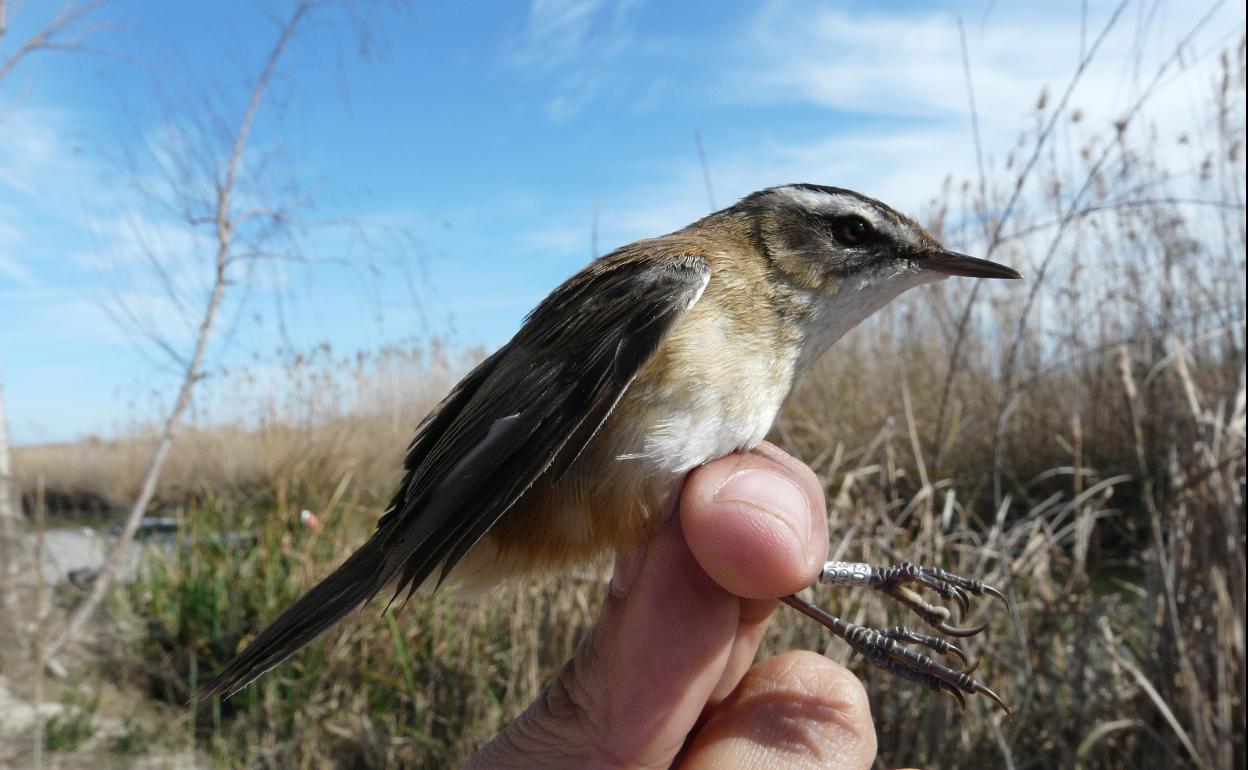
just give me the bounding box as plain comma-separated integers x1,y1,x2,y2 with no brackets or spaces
837,216,872,245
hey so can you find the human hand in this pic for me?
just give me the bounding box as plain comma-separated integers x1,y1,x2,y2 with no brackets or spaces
466,442,878,769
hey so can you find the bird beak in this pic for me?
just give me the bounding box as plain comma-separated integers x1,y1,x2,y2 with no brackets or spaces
919,249,1022,280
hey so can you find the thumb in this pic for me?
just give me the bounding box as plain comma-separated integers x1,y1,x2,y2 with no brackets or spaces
681,441,829,599
465,514,740,769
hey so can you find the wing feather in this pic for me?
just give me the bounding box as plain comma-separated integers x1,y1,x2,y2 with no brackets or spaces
201,250,710,699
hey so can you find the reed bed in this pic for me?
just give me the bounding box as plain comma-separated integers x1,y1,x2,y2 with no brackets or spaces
6,33,1244,770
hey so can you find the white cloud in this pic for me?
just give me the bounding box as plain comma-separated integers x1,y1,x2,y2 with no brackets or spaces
734,0,1243,143
542,70,603,122
0,108,69,195
523,0,1245,260
0,211,33,283
742,4,1069,120
0,105,242,361
511,0,647,121
514,0,608,69
0,108,97,285
517,221,593,256
514,0,645,66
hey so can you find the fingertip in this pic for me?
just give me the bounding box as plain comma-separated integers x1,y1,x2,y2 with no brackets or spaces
681,450,828,599
681,651,877,770
751,441,825,494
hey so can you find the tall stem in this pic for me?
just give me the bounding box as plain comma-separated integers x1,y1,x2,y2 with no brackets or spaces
45,0,313,661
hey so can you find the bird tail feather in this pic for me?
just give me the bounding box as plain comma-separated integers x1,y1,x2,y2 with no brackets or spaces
198,532,391,701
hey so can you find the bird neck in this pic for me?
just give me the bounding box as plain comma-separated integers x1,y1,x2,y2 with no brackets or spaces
791,264,943,374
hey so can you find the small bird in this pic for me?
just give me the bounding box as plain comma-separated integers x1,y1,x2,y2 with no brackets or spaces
203,184,1020,710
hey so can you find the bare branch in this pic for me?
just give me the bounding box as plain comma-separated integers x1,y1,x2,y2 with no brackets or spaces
47,0,318,660
0,0,108,85
991,0,1228,505
932,16,990,475
931,0,1131,475
999,197,1246,244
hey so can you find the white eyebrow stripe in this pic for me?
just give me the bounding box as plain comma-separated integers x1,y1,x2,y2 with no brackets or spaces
839,200,878,222
774,186,931,252
777,187,886,226
773,186,837,210
773,186,877,220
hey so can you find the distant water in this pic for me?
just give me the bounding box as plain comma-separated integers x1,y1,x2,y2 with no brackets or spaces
23,526,148,586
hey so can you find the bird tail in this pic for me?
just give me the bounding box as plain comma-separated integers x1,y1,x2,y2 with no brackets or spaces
198,532,391,701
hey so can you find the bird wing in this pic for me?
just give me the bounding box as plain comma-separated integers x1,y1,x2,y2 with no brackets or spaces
202,250,711,699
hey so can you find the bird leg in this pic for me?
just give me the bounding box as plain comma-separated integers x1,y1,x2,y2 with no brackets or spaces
782,560,1011,714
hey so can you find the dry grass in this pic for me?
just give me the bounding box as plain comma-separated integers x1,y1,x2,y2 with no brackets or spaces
5,29,1245,770
12,341,469,517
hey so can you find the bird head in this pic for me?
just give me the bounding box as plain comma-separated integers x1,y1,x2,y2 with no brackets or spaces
716,183,1021,369
742,183,1021,292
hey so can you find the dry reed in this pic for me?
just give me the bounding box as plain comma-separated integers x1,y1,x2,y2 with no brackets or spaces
5,30,1244,770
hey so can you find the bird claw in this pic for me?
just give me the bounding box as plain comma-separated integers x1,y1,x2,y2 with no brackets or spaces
983,583,1010,611
938,680,967,711
796,559,1013,714
973,681,1012,717
933,619,989,638
781,593,1013,716
851,561,1007,635
949,586,971,617
880,625,969,666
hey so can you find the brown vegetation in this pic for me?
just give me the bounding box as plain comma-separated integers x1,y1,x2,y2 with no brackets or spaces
6,27,1245,770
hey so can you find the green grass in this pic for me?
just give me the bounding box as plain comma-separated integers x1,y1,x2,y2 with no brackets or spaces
42,690,100,753
111,495,588,767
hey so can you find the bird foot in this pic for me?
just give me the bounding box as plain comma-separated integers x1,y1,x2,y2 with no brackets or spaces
818,560,1009,636
783,560,1011,714
781,593,1010,714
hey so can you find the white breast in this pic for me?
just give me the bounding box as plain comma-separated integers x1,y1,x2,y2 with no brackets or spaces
619,317,798,475
630,375,792,474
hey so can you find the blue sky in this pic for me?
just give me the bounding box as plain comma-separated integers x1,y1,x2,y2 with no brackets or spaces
1,0,1242,444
